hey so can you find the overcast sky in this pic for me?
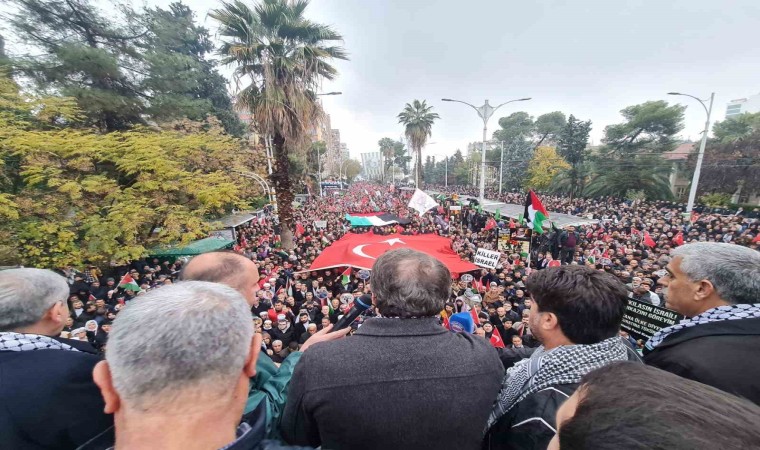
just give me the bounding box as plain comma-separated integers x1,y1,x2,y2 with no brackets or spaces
7,0,760,160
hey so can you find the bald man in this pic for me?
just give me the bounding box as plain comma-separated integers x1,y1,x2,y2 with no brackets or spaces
180,251,262,306
179,251,347,440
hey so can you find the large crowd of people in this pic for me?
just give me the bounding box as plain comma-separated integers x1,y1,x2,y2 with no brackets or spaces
1,182,759,449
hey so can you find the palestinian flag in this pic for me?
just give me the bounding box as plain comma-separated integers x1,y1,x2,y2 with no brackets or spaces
524,190,549,234
118,274,141,292
341,267,352,286
345,213,411,227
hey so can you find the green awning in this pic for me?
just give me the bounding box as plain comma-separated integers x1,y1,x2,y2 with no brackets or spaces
148,237,234,258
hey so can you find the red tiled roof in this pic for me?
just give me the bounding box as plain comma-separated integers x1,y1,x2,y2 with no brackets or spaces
663,142,695,161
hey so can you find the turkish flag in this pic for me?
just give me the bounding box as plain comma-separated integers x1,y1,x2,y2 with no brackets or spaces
308,232,479,273
643,231,656,248
484,218,497,231
470,308,480,325
490,327,506,348
673,231,684,246
296,223,305,237
548,260,561,267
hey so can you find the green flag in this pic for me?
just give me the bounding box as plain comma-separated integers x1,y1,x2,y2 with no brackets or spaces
475,204,482,214
495,209,501,221
518,213,525,226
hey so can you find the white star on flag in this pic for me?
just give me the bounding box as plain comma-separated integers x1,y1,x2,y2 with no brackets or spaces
381,238,405,246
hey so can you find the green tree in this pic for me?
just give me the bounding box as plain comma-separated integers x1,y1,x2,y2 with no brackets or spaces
344,159,362,182
0,78,261,267
493,112,534,144
398,100,439,187
211,0,347,250
7,0,147,131
392,140,411,175
6,0,245,135
141,2,245,136
533,111,567,147
602,101,685,155
584,155,673,200
552,114,592,198
584,101,685,200
692,129,760,198
711,112,760,143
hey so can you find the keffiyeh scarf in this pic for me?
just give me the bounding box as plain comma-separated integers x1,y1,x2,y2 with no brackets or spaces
0,332,80,352
646,303,760,351
487,336,628,428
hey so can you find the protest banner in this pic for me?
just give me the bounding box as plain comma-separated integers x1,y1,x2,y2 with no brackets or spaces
313,220,327,229
449,205,462,215
621,299,684,341
474,248,501,269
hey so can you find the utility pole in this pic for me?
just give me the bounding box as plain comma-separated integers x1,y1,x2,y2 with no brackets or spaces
667,91,715,216
442,97,531,203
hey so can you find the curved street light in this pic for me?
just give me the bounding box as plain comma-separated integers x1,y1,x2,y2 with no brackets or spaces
667,91,715,216
441,97,531,202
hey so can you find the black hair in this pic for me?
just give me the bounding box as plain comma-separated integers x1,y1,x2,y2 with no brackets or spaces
559,362,760,449
526,265,627,345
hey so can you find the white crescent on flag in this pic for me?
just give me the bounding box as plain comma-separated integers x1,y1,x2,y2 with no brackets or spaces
352,244,376,260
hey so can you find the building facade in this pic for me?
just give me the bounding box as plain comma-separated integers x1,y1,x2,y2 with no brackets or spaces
726,93,760,118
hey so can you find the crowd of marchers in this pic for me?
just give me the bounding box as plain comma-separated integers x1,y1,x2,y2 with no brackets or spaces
0,182,759,450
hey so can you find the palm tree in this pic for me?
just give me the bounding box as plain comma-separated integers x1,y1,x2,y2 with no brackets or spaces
584,155,674,200
210,0,347,249
398,100,439,187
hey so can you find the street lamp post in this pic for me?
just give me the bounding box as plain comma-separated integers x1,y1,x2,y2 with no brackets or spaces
667,92,715,216
442,97,531,203
317,150,323,197
497,140,505,196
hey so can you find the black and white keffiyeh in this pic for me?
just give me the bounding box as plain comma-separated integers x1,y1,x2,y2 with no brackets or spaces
646,303,760,351
487,336,628,428
0,332,80,353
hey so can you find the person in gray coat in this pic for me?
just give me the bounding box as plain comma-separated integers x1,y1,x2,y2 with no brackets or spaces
280,248,504,450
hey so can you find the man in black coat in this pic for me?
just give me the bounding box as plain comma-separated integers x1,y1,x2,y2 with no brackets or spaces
0,268,112,449
644,242,760,405
281,249,504,450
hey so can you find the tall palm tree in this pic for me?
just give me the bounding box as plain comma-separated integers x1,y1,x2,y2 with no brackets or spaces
210,0,347,249
398,100,439,187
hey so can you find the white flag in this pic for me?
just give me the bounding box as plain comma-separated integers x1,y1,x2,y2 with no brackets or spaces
408,189,438,216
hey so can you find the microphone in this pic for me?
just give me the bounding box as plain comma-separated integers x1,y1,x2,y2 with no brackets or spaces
331,294,373,332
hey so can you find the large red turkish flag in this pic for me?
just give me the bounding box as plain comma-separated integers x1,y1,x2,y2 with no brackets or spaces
309,232,479,273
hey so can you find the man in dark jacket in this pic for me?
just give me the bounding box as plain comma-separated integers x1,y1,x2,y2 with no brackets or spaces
558,226,580,264
281,248,504,450
0,268,112,449
644,242,760,405
484,266,635,450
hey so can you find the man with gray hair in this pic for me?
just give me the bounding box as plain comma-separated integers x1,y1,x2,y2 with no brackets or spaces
644,242,760,404
0,268,112,449
178,251,348,439
281,248,504,450
87,281,304,449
